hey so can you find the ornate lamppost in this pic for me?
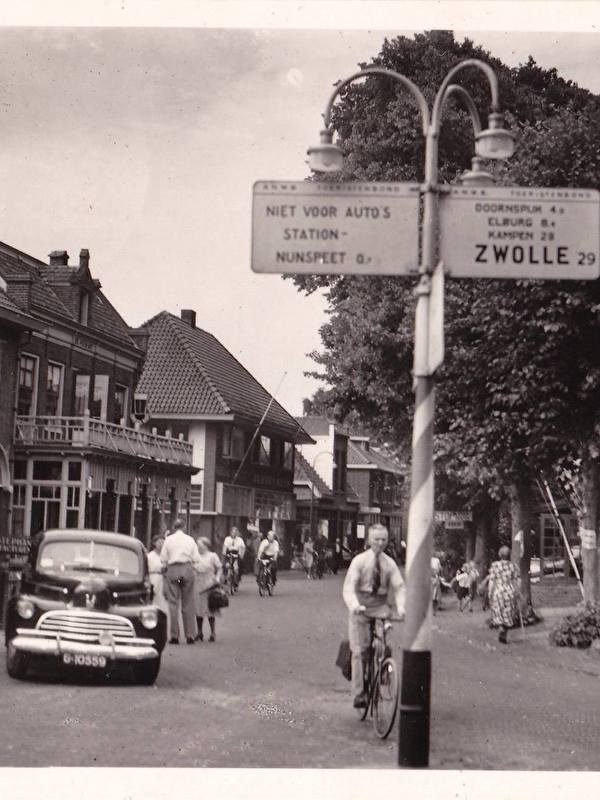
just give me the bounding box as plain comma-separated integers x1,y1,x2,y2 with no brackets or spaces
308,60,514,766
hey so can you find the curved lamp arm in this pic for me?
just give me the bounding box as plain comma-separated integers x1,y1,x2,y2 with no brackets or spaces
431,58,500,133
439,84,482,136
321,67,430,135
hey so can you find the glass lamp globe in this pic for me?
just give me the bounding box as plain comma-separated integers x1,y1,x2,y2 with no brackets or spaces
475,112,516,160
307,129,344,173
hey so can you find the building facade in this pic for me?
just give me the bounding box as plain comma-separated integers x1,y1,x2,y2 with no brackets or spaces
347,435,405,552
0,243,195,549
294,416,359,561
136,309,313,567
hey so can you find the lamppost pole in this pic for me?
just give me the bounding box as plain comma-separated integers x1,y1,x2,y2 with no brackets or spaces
307,60,514,768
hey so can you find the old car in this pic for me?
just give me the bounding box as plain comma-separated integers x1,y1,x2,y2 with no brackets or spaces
5,529,167,684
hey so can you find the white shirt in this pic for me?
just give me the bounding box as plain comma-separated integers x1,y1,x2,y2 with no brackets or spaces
343,548,405,614
160,529,201,568
222,535,246,559
257,538,279,559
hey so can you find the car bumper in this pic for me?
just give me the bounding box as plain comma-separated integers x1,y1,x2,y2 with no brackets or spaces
12,629,159,661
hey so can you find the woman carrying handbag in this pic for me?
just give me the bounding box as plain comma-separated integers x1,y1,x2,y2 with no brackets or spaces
194,536,223,642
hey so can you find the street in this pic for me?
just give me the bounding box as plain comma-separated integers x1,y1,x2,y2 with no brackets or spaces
1,569,600,770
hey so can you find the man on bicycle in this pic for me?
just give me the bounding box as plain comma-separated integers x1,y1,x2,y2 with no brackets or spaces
222,526,246,587
342,523,405,709
257,530,279,585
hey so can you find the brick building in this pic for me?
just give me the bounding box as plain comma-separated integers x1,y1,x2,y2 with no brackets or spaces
0,243,195,548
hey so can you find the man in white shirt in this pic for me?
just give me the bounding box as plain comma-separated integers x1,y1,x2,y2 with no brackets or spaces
257,530,280,585
342,523,406,708
222,526,246,586
160,518,201,644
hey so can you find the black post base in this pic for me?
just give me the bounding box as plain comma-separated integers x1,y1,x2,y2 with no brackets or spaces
398,649,431,768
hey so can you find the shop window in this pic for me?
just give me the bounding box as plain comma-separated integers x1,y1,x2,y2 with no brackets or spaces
13,460,27,480
68,461,82,481
17,354,38,416
223,426,245,460
283,441,294,471
190,485,203,513
33,461,62,481
254,435,271,466
91,375,109,420
74,374,90,416
45,362,64,416
114,385,128,425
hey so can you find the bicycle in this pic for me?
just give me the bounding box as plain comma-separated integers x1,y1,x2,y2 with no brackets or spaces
355,613,400,739
257,557,274,597
224,551,240,595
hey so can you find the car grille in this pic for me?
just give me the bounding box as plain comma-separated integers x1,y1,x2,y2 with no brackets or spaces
37,611,135,642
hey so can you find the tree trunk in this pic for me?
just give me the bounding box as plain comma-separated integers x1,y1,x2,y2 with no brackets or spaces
508,479,537,622
472,498,499,577
580,456,599,604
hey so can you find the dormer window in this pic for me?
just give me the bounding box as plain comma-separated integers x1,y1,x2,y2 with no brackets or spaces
79,291,90,325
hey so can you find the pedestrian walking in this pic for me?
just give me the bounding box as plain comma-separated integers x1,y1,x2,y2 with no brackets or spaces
194,537,223,642
482,546,520,644
452,564,471,612
147,533,170,631
466,560,480,612
303,537,315,578
160,518,201,644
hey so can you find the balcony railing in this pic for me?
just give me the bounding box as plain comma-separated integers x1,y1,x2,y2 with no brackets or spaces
15,415,194,467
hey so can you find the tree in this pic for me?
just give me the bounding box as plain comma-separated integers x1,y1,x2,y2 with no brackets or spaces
292,31,600,608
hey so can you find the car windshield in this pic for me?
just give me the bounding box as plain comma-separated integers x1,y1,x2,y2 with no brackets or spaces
37,540,142,578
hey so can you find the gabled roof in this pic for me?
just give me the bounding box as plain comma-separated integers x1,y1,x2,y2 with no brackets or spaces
0,289,43,330
347,439,404,475
137,311,313,443
293,449,332,496
294,415,350,437
0,241,139,351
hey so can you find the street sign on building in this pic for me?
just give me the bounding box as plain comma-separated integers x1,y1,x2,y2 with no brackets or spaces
251,180,420,275
439,186,600,280
434,510,473,529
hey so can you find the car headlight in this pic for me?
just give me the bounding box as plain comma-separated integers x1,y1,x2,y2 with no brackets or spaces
140,608,158,629
16,598,35,619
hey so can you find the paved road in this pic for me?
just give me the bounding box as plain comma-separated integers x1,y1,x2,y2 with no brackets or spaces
1,570,599,769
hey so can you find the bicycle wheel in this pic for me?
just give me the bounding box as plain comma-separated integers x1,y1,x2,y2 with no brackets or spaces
266,572,273,596
258,571,265,596
355,656,372,721
373,657,399,739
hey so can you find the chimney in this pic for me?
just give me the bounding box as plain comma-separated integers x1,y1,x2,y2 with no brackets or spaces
181,309,196,328
48,250,69,266
79,249,90,269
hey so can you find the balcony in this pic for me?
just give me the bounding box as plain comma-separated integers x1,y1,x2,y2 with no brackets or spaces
15,415,194,467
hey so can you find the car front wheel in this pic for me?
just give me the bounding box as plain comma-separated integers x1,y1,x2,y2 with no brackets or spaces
132,656,161,685
6,640,29,680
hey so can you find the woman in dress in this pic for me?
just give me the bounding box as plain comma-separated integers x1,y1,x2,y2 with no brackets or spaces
485,546,519,643
147,534,170,635
194,536,223,642
303,537,315,579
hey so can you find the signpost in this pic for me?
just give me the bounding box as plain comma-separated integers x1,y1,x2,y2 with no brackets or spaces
434,510,473,530
439,186,600,280
251,181,420,275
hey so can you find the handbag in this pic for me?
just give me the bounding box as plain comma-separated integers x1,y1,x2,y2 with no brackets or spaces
208,584,229,612
335,638,352,681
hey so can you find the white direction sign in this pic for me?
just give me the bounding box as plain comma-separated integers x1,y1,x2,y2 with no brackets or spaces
251,180,420,275
439,186,600,280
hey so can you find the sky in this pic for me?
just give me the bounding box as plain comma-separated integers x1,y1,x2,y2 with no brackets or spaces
0,2,600,423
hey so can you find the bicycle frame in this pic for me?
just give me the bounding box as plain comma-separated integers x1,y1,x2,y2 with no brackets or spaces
358,615,399,739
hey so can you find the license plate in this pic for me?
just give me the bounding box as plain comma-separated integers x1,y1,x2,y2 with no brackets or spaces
62,653,107,668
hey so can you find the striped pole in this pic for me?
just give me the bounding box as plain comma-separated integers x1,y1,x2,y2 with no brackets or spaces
398,129,439,768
